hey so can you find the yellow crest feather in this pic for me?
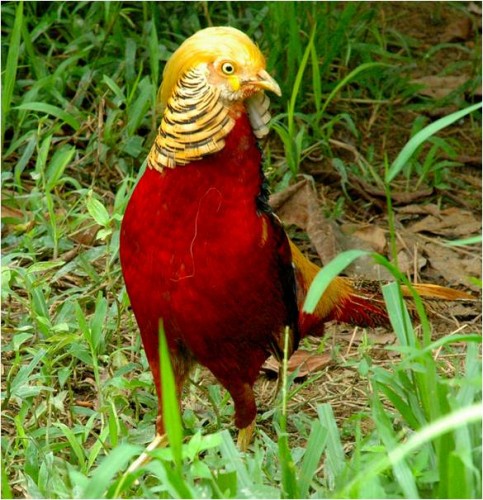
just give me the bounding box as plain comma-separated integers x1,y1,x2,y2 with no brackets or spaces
159,26,266,108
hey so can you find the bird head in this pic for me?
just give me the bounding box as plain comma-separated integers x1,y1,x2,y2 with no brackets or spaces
148,27,281,170
159,26,281,108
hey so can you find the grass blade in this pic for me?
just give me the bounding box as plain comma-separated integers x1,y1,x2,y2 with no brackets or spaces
45,145,76,192
218,431,252,491
387,102,482,182
317,62,389,122
81,443,140,499
303,250,369,314
1,1,23,148
372,385,420,499
317,404,344,490
287,26,316,137
339,403,482,497
299,420,328,497
381,282,414,348
158,320,183,468
14,102,81,131
1,452,13,499
278,326,300,499
53,422,86,471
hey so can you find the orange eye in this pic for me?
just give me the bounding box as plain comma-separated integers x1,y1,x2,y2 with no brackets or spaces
221,62,235,75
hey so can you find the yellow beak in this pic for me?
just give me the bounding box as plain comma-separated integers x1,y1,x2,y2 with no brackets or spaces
253,69,282,96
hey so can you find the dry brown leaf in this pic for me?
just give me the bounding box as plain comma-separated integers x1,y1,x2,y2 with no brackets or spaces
269,179,339,265
341,224,387,253
350,176,433,204
59,247,81,264
336,329,395,346
397,249,428,275
1,205,35,234
409,207,481,238
426,105,460,118
453,155,482,167
424,241,481,290
397,203,441,217
1,205,25,220
469,2,482,15
411,75,468,99
270,181,393,280
336,230,394,281
365,332,396,345
71,222,101,246
262,350,332,379
440,17,473,42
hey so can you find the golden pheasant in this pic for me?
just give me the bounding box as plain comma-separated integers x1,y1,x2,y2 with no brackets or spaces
120,26,472,457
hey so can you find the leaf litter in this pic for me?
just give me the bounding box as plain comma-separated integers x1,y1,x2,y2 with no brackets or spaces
257,2,482,432
2,1,481,459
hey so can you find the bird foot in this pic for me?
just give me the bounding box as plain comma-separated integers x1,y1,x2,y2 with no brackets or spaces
127,433,168,474
236,419,256,452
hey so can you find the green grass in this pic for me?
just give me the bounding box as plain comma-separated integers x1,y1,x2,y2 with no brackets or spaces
2,1,481,498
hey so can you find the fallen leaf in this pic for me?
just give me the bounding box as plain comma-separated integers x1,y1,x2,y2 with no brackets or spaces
1,205,25,220
337,231,394,281
426,105,460,118
397,204,440,216
349,176,433,204
411,75,468,99
270,179,339,265
262,350,332,379
341,224,387,253
271,180,393,280
440,17,473,43
365,332,396,345
1,205,35,234
59,247,81,263
424,242,481,290
70,222,101,246
409,207,481,238
468,2,482,15
452,155,482,167
397,249,427,275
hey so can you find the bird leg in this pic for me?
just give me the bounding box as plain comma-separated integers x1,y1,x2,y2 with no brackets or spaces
237,418,256,452
126,433,168,474
223,380,258,451
127,345,193,473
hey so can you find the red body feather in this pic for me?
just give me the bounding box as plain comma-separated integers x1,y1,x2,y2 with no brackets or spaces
120,113,297,432
120,27,473,452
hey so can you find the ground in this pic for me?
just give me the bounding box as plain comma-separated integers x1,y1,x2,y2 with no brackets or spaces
1,2,481,498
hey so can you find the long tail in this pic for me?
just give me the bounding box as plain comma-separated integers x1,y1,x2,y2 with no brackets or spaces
289,239,474,336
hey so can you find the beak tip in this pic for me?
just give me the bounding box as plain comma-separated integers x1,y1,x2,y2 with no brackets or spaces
256,69,282,97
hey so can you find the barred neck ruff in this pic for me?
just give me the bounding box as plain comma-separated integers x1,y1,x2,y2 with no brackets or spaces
147,65,273,171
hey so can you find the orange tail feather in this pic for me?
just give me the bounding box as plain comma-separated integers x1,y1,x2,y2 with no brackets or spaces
289,239,474,336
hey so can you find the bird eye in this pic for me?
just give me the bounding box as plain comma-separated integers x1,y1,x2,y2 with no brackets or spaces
221,62,235,75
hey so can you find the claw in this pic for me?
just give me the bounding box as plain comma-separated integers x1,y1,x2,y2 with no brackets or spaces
236,419,256,452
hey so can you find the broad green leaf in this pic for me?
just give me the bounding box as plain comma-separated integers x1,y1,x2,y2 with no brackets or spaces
299,420,328,497
86,193,110,227
387,103,482,182
1,1,23,147
317,404,344,489
14,102,81,130
45,145,76,191
303,250,369,314
81,444,140,499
